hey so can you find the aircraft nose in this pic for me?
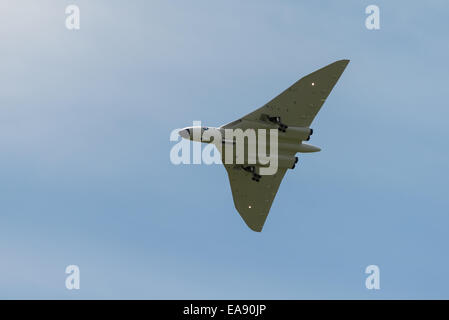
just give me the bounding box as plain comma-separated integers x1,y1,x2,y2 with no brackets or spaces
178,129,190,139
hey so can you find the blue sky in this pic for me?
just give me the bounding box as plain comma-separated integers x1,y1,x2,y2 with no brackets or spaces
1,0,449,299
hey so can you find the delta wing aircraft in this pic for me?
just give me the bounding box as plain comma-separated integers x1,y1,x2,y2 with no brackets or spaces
179,60,349,232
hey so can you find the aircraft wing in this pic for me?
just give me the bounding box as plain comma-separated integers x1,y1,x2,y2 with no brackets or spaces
224,164,288,232
221,60,349,231
223,59,349,129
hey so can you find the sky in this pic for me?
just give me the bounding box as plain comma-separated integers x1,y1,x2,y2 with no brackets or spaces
1,0,449,299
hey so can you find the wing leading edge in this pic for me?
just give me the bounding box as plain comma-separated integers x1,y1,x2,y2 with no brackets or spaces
224,59,349,130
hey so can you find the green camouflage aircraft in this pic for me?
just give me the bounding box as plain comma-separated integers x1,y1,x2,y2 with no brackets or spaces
179,60,349,231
